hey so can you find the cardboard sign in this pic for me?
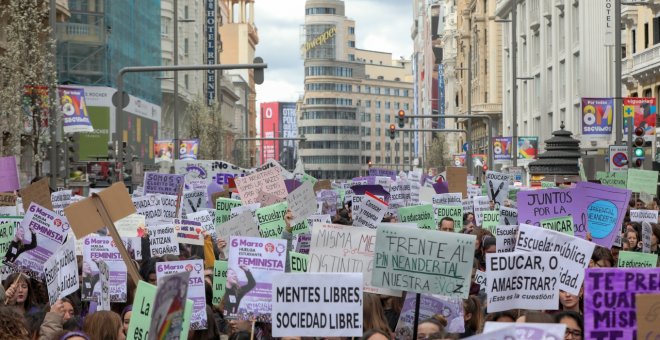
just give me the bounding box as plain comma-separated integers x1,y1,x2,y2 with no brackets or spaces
313,179,333,192
485,171,511,207
397,204,435,229
461,198,474,214
235,167,288,205
0,156,20,192
212,260,228,305
43,237,79,305
540,215,574,235
495,225,518,253
156,260,207,330
309,223,400,297
395,293,465,338
149,270,190,338
215,198,242,225
225,236,287,321
287,181,317,225
482,211,500,233
390,182,411,203
617,250,658,268
216,211,260,246
173,219,204,246
630,209,658,224
182,190,206,217
352,193,388,229
149,224,179,257
0,193,17,207
271,273,363,337
20,177,53,211
515,224,596,295
143,172,185,196
636,293,660,340
585,268,660,339
499,207,518,225
627,168,659,194
573,181,631,248
642,221,653,253
372,224,475,297
317,190,338,216
485,252,561,312
446,167,467,198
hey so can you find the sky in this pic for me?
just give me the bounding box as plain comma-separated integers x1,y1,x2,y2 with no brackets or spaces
253,0,414,105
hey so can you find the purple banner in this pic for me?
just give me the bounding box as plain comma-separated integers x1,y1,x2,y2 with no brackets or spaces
144,172,185,196
350,185,390,202
0,156,20,192
284,179,302,194
433,181,449,194
573,182,631,248
584,268,660,339
368,168,397,180
351,176,376,185
517,188,581,228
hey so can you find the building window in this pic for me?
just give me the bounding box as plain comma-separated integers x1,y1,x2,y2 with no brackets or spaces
385,115,390,123
365,100,371,108
375,113,381,122
404,103,410,110
348,54,355,61
376,128,381,136
375,142,381,150
654,17,660,45
348,26,355,34
184,74,189,89
348,40,356,47
645,23,650,49
632,28,637,54
305,7,336,15
376,101,381,108
184,38,189,56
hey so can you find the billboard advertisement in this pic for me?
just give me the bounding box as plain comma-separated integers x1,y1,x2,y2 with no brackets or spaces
581,98,613,136
260,102,280,164
623,97,656,142
517,136,539,160
280,103,297,169
492,137,512,161
179,139,200,160
155,140,174,163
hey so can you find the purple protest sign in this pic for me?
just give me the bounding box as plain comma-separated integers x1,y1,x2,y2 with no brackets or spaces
351,176,376,185
350,185,390,202
0,156,20,192
143,172,185,196
572,182,631,248
517,187,581,227
284,179,302,193
584,268,660,340
368,168,397,180
433,181,449,194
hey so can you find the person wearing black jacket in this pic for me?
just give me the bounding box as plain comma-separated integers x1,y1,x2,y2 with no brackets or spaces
221,264,256,316
4,226,37,263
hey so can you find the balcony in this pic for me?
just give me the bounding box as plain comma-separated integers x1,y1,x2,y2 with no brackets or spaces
623,43,660,84
621,6,638,28
56,23,104,44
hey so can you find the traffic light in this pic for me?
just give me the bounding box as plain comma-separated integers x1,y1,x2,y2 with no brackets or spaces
108,141,116,161
67,134,79,164
55,142,65,178
253,57,264,85
397,110,406,128
368,160,373,168
482,165,488,174
389,124,396,140
633,127,645,167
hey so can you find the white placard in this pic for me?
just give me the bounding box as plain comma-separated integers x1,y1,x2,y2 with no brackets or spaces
495,225,518,253
149,224,180,257
287,181,317,224
630,209,658,224
473,195,490,226
352,193,388,229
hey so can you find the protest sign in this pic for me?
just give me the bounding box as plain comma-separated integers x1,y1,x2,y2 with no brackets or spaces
630,209,658,224
642,221,652,253
482,211,500,233
43,237,79,305
485,171,511,207
596,171,627,189
540,215,574,235
313,179,332,192
216,210,260,246
617,250,658,267
0,217,20,262
473,196,490,226
369,168,397,179
419,187,435,203
432,193,462,206
173,219,204,245
397,204,435,229
627,168,659,194
0,205,19,216
212,260,228,305
467,185,481,199
372,224,475,297
133,194,178,226
585,268,660,339
390,182,411,203
0,156,20,192
317,190,338,216
293,233,312,254
51,190,72,215
149,224,179,257
256,201,288,238
466,326,516,339
309,223,400,296
636,293,660,340
515,224,595,295
185,210,215,235
114,213,145,238
574,181,631,247
461,198,474,214
495,225,518,253
475,270,487,291
156,259,207,330
435,205,463,231
182,190,206,217
394,293,465,339
516,187,579,227
149,270,190,339
287,181,317,224
235,166,288,205
20,177,53,211
352,193,388,229
97,261,110,310
289,251,308,272
271,273,363,337
215,198,242,225
143,172,185,196
128,281,194,340
82,236,128,302
485,252,560,312
4,203,68,278
540,181,556,188
0,193,16,207
174,159,249,187
482,322,566,340
446,167,467,198
225,236,287,321
499,207,518,225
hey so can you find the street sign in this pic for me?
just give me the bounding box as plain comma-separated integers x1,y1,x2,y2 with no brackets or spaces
609,145,629,172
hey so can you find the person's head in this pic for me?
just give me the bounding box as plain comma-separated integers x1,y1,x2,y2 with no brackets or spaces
3,273,36,310
121,305,132,335
26,310,46,340
516,311,554,323
485,310,517,323
464,212,475,223
60,297,75,322
362,329,390,340
227,268,239,287
621,236,631,251
589,246,614,268
559,289,583,312
15,226,25,241
463,296,483,333
555,311,583,340
139,257,159,285
626,230,639,249
439,217,455,232
228,319,252,335
635,199,645,209
610,246,621,265
54,331,90,340
0,305,29,340
83,311,125,340
417,315,446,339
651,223,660,248
481,236,497,258
362,293,390,334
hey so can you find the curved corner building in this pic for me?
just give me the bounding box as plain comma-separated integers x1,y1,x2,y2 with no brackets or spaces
299,0,414,180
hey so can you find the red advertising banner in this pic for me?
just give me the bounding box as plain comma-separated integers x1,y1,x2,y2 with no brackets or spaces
260,102,280,164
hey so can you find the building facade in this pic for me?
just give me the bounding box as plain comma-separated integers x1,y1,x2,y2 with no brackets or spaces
298,0,414,180
622,3,660,106
456,0,503,162
496,0,614,169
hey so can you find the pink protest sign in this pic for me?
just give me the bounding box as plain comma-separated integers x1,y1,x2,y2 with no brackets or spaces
0,156,20,192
